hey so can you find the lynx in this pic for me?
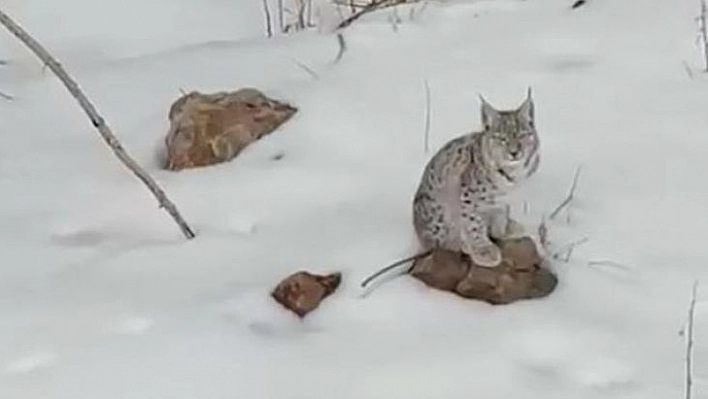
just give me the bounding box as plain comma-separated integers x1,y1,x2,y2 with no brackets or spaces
412,90,540,267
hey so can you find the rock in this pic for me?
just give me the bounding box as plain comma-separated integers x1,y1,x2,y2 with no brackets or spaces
271,271,341,318
164,88,297,170
409,237,557,305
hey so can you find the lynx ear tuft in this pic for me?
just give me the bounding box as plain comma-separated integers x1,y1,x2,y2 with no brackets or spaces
479,95,500,130
518,88,535,122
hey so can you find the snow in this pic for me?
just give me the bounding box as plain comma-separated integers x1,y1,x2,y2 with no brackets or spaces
0,0,706,397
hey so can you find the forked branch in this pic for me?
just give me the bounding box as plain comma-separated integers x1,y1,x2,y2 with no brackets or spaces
0,8,196,239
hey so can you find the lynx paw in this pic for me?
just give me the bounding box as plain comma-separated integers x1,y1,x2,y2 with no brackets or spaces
468,243,502,267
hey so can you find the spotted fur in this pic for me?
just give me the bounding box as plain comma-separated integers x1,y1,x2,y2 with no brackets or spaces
412,90,540,267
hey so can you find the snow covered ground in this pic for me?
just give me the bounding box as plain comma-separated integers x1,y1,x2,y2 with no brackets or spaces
1,0,707,397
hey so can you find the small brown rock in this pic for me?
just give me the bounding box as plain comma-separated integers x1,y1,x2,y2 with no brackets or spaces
271,271,342,318
410,237,557,304
164,88,297,170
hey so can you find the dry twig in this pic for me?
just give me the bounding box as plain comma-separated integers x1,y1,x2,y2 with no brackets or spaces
0,8,196,239
361,250,431,289
262,0,274,37
550,166,582,220
700,0,708,72
684,280,699,399
334,32,347,63
423,79,431,153
0,89,13,101
336,0,408,30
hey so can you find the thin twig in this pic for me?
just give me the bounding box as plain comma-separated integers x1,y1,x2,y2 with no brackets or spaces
550,166,582,220
361,250,431,288
683,60,695,79
538,215,548,250
334,32,347,63
587,259,633,271
277,0,284,33
552,237,589,262
0,8,196,239
685,280,699,399
700,0,708,72
423,79,431,153
262,0,274,37
336,0,408,30
0,89,13,100
291,58,319,79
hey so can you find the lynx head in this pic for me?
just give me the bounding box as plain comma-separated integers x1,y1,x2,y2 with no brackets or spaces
479,89,538,168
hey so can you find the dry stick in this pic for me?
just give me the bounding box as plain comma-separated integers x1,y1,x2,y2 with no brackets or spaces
361,250,431,288
262,0,274,37
337,0,405,30
277,0,285,33
554,237,589,262
549,166,582,220
334,32,347,63
0,89,13,100
700,0,708,72
685,280,699,399
423,79,431,153
291,58,319,79
0,8,196,239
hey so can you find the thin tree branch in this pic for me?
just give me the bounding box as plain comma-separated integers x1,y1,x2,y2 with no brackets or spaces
262,0,274,37
685,280,699,399
550,166,582,220
0,89,13,101
336,0,408,30
423,79,431,153
0,8,196,239
700,0,708,72
334,32,347,63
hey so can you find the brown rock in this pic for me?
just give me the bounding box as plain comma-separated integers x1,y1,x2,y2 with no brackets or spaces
410,237,557,305
271,271,341,318
164,88,297,170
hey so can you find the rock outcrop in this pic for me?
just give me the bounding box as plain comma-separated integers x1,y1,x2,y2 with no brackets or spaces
164,88,296,170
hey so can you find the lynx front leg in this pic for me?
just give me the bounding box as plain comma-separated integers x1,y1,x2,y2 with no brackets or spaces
459,211,502,268
486,204,526,240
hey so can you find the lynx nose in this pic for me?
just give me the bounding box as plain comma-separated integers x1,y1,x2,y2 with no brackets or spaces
509,149,521,159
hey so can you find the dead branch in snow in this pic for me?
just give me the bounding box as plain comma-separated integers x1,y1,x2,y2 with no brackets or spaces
334,32,347,63
0,8,196,239
699,0,708,72
684,280,699,399
423,79,431,153
262,0,274,37
550,166,582,220
336,0,411,30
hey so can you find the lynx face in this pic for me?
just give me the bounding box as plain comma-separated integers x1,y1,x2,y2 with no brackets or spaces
480,92,539,169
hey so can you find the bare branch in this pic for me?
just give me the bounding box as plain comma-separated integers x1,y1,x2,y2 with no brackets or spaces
291,58,319,79
361,250,431,289
423,79,431,153
538,215,549,250
336,0,409,30
277,0,284,33
587,259,633,271
552,237,589,262
262,0,274,37
700,0,708,72
334,32,347,63
550,166,582,220
685,280,699,399
0,8,196,239
0,89,13,101
683,60,695,79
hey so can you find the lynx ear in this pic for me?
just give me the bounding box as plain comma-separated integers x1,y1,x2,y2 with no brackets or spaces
479,95,500,130
517,88,534,122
